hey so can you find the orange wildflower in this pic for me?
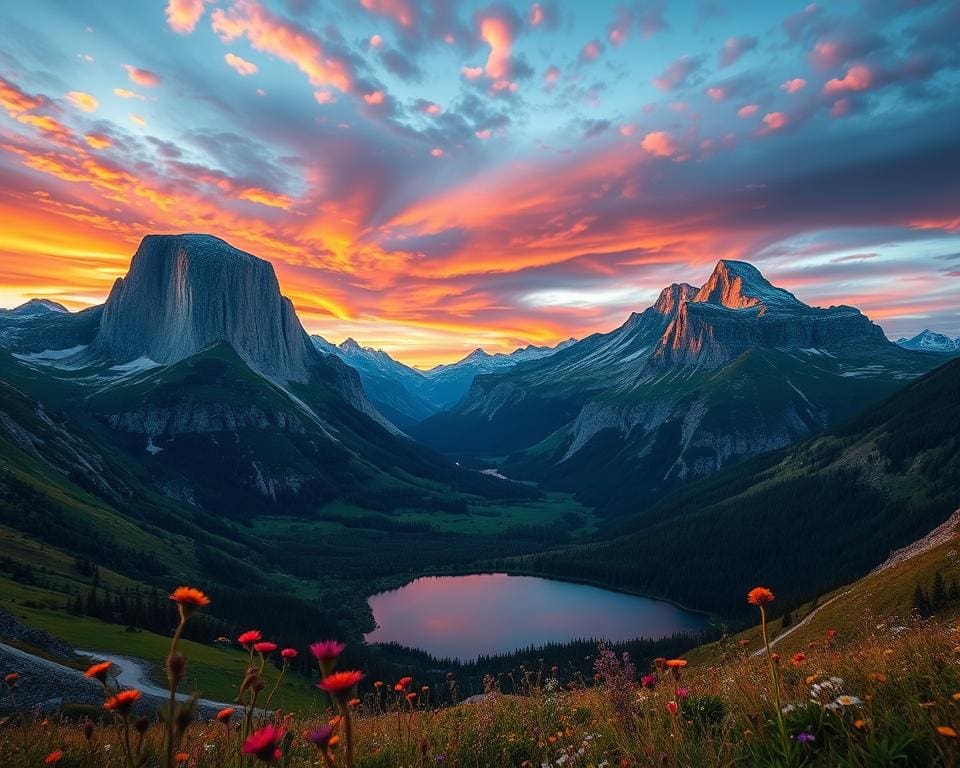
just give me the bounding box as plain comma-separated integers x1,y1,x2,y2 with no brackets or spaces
84,661,112,683
747,587,775,605
318,670,365,701
176,752,190,763
348,697,361,707
44,752,63,765
4,672,18,687
791,653,805,666
104,689,142,716
216,707,235,723
666,700,679,715
169,586,210,620
937,726,958,738
665,659,688,669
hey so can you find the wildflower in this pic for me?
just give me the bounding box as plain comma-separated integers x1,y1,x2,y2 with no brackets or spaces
318,670,365,702
406,692,418,702
169,587,210,621
771,653,781,665
281,648,298,662
791,653,805,666
306,724,337,749
242,724,285,763
641,674,656,689
937,726,958,738
676,687,689,698
394,676,413,691
84,661,112,683
104,689,142,717
238,630,262,648
738,639,750,647
215,707,235,724
794,732,816,744
176,752,190,763
253,642,277,655
953,692,960,701
4,672,17,687
665,659,687,669
654,658,667,670
805,675,817,685
310,641,346,676
666,700,679,715
835,695,862,706
747,587,775,605
854,719,867,730
349,697,361,707
374,681,383,689
44,751,63,764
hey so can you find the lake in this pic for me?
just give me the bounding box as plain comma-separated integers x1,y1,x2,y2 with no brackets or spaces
365,573,705,661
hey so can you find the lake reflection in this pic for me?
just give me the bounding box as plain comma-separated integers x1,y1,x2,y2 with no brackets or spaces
365,573,704,661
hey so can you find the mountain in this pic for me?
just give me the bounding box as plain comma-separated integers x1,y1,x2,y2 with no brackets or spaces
512,355,960,618
414,260,943,510
896,329,960,353
311,335,577,429
0,234,534,515
0,298,69,318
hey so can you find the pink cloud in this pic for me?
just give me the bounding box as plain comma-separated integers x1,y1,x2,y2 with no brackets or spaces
165,0,209,34
359,0,415,28
314,90,335,104
780,77,807,94
480,16,513,80
124,64,161,87
823,65,873,94
363,90,385,105
580,40,602,62
370,34,383,48
529,3,544,27
212,0,353,93
543,65,560,88
737,104,759,118
706,86,726,102
830,98,851,117
718,36,756,68
619,124,635,137
430,147,444,157
607,9,631,46
475,129,491,140
113,88,144,100
462,66,484,80
225,53,258,76
417,101,442,115
641,131,679,158
758,111,789,134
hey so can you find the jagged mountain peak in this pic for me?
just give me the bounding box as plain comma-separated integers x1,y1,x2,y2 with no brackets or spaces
694,260,802,311
3,298,70,317
653,283,699,315
897,329,960,352
339,337,363,353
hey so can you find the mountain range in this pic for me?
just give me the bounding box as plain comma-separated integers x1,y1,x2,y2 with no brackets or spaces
311,335,575,428
414,260,945,511
896,328,960,353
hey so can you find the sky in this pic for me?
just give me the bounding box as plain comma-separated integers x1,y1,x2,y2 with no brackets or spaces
0,0,958,368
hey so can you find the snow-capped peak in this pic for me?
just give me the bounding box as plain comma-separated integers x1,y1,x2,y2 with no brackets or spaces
896,329,960,352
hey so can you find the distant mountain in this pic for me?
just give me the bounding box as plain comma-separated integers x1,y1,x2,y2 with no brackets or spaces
311,335,576,429
896,329,960,353
0,234,533,515
0,298,69,318
414,260,943,510
517,355,960,618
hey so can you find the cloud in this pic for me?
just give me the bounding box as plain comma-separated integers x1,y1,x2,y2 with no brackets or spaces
378,46,422,81
430,147,444,157
479,15,513,80
129,113,147,126
637,0,668,37
359,0,416,28
462,66,484,80
0,76,43,114
706,87,726,101
212,0,353,93
529,3,544,27
607,8,631,45
579,40,603,63
582,118,611,138
619,123,635,137
652,55,701,91
543,65,560,89
718,35,756,68
823,65,873,94
363,90,385,105
737,104,759,118
124,64,161,87
225,52,258,76
780,78,807,94
165,0,209,34
830,97,851,117
757,111,789,134
84,133,112,149
414,99,442,116
369,34,383,48
641,130,678,158
65,91,98,113
113,88,145,100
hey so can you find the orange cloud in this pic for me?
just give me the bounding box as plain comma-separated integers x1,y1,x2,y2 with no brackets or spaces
84,133,112,149
129,114,147,126
641,131,678,158
359,0,415,27
165,0,209,34
824,65,873,94
124,65,161,87
480,16,512,80
225,52,258,76
65,91,99,113
237,187,293,208
113,88,145,100
0,76,43,113
212,0,352,93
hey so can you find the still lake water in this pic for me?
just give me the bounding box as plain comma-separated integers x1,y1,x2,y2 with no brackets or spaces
365,573,705,661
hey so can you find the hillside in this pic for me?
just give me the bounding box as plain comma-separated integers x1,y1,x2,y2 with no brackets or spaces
508,356,960,618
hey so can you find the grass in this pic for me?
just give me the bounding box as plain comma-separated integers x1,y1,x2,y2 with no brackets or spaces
4,606,960,767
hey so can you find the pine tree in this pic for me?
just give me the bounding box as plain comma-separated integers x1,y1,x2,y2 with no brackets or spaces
913,584,932,617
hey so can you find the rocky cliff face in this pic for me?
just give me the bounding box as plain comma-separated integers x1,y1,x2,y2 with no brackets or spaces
94,234,317,383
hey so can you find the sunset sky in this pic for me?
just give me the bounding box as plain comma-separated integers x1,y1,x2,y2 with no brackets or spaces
0,0,958,367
